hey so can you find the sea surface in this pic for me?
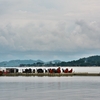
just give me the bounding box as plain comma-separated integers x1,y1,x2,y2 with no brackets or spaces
0,76,100,100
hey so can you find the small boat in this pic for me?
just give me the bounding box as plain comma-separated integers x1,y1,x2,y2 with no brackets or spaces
68,68,73,73
0,71,3,76
62,68,73,73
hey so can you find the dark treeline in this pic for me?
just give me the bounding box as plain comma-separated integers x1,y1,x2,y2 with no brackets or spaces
20,55,100,67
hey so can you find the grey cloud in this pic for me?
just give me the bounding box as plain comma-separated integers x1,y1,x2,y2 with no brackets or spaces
1,20,100,52
0,20,100,61
0,0,100,61
75,20,100,40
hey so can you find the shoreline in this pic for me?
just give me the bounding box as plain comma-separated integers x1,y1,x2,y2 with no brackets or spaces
1,72,100,76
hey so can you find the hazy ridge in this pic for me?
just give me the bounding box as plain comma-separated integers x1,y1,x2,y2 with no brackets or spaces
0,55,100,67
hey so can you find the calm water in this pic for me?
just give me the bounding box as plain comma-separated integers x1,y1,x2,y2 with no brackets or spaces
0,76,100,100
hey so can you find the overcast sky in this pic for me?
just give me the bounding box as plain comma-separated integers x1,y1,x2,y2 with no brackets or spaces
0,0,100,62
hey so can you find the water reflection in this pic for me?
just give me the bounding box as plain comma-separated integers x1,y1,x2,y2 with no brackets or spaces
0,76,100,100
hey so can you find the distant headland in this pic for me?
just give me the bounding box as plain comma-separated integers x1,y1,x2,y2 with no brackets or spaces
0,55,100,67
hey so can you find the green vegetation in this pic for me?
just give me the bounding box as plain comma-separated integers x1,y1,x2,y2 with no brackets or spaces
1,55,100,67
19,55,100,67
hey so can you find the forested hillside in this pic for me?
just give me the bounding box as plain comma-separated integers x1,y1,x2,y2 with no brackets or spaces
0,55,100,67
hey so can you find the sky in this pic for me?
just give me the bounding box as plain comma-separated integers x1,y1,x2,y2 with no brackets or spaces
0,0,100,62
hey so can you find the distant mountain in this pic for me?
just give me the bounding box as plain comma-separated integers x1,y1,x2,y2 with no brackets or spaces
46,60,61,64
52,60,61,63
0,55,100,67
0,60,44,67
65,55,100,66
